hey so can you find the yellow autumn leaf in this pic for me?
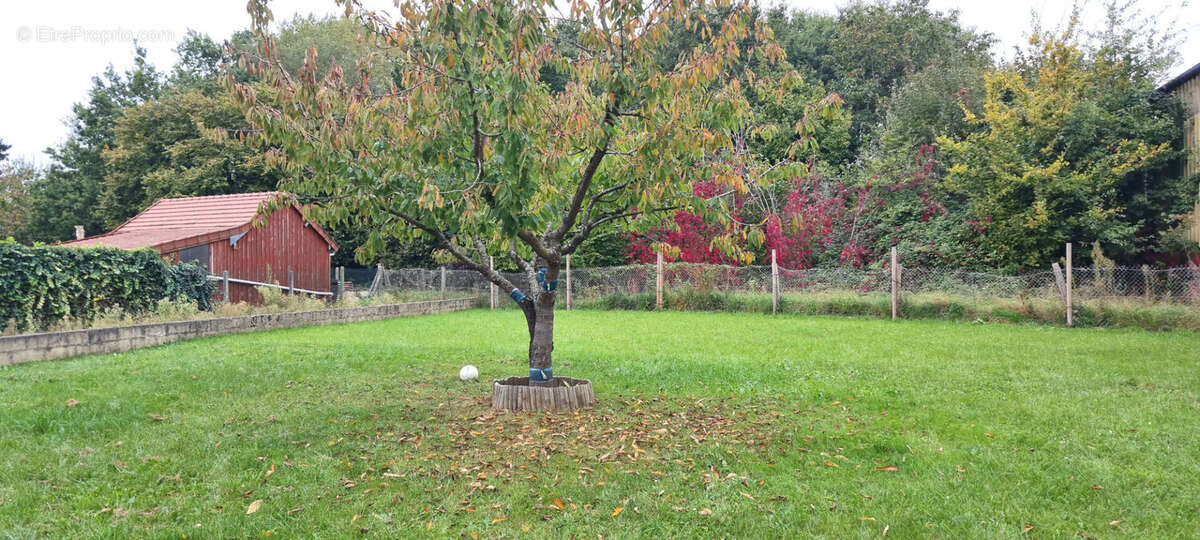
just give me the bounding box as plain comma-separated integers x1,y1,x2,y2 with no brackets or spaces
552,498,565,510
246,499,262,514
611,506,624,517
491,516,507,524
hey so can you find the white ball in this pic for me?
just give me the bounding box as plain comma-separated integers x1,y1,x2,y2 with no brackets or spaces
459,365,479,381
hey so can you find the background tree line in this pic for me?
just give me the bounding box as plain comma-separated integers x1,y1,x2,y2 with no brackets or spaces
1,0,1196,272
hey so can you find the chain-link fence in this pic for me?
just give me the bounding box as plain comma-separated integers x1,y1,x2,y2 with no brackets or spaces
362,262,1200,305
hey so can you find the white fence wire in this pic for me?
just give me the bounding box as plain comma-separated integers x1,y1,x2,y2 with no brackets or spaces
365,262,1200,305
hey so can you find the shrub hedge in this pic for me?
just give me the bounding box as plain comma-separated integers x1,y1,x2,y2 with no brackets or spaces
0,242,214,331
573,290,1200,332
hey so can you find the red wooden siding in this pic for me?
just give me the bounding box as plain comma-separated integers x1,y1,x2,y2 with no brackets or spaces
208,206,332,304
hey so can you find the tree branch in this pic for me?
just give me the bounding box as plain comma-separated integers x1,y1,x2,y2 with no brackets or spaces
551,101,617,242
383,207,519,292
562,205,681,254
508,240,539,294
517,230,556,264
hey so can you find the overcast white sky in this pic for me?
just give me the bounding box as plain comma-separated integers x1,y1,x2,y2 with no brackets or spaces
2,0,1197,164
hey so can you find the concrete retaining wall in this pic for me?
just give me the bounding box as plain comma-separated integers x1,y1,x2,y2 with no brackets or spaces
0,297,477,367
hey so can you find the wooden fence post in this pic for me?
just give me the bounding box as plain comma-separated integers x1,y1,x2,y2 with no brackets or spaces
1065,243,1073,327
566,254,572,310
1141,264,1152,302
440,266,446,300
656,251,664,310
890,247,899,320
1052,263,1068,307
288,270,295,296
222,271,230,303
367,263,384,297
771,249,778,315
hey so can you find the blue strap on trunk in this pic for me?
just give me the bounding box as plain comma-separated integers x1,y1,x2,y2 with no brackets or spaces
529,367,553,382
509,288,526,303
536,268,557,292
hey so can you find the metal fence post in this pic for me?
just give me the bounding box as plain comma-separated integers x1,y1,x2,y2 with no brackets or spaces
336,266,345,302
771,249,778,315
489,256,496,309
440,266,446,300
656,252,664,310
288,270,295,296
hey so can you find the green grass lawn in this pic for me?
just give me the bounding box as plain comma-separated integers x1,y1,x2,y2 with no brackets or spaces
1,310,1197,538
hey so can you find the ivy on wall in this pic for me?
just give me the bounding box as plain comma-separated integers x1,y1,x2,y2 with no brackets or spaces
0,241,214,331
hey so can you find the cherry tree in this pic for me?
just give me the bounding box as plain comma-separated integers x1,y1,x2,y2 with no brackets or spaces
229,0,827,385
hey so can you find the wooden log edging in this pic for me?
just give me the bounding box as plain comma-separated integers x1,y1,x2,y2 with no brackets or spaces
0,297,478,367
492,376,595,411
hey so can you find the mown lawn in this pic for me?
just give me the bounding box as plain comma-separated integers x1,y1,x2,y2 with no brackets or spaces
1,310,1197,538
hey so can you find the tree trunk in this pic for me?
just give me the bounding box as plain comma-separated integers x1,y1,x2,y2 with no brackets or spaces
520,259,560,386
528,292,555,386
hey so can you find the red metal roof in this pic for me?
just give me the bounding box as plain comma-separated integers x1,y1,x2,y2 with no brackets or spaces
60,192,338,252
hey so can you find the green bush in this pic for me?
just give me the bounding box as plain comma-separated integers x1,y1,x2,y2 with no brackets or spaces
167,261,215,311
0,241,213,331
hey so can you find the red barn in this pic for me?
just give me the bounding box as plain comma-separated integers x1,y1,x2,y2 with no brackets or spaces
61,192,338,304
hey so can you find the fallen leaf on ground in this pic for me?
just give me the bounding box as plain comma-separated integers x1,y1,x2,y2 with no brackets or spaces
1022,525,1034,533
611,506,624,517
1109,520,1122,525
824,461,839,468
860,517,876,521
875,466,899,472
246,500,262,514
1090,485,1103,490
699,508,713,515
66,399,79,407
552,498,565,510
147,413,167,421
491,516,507,524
